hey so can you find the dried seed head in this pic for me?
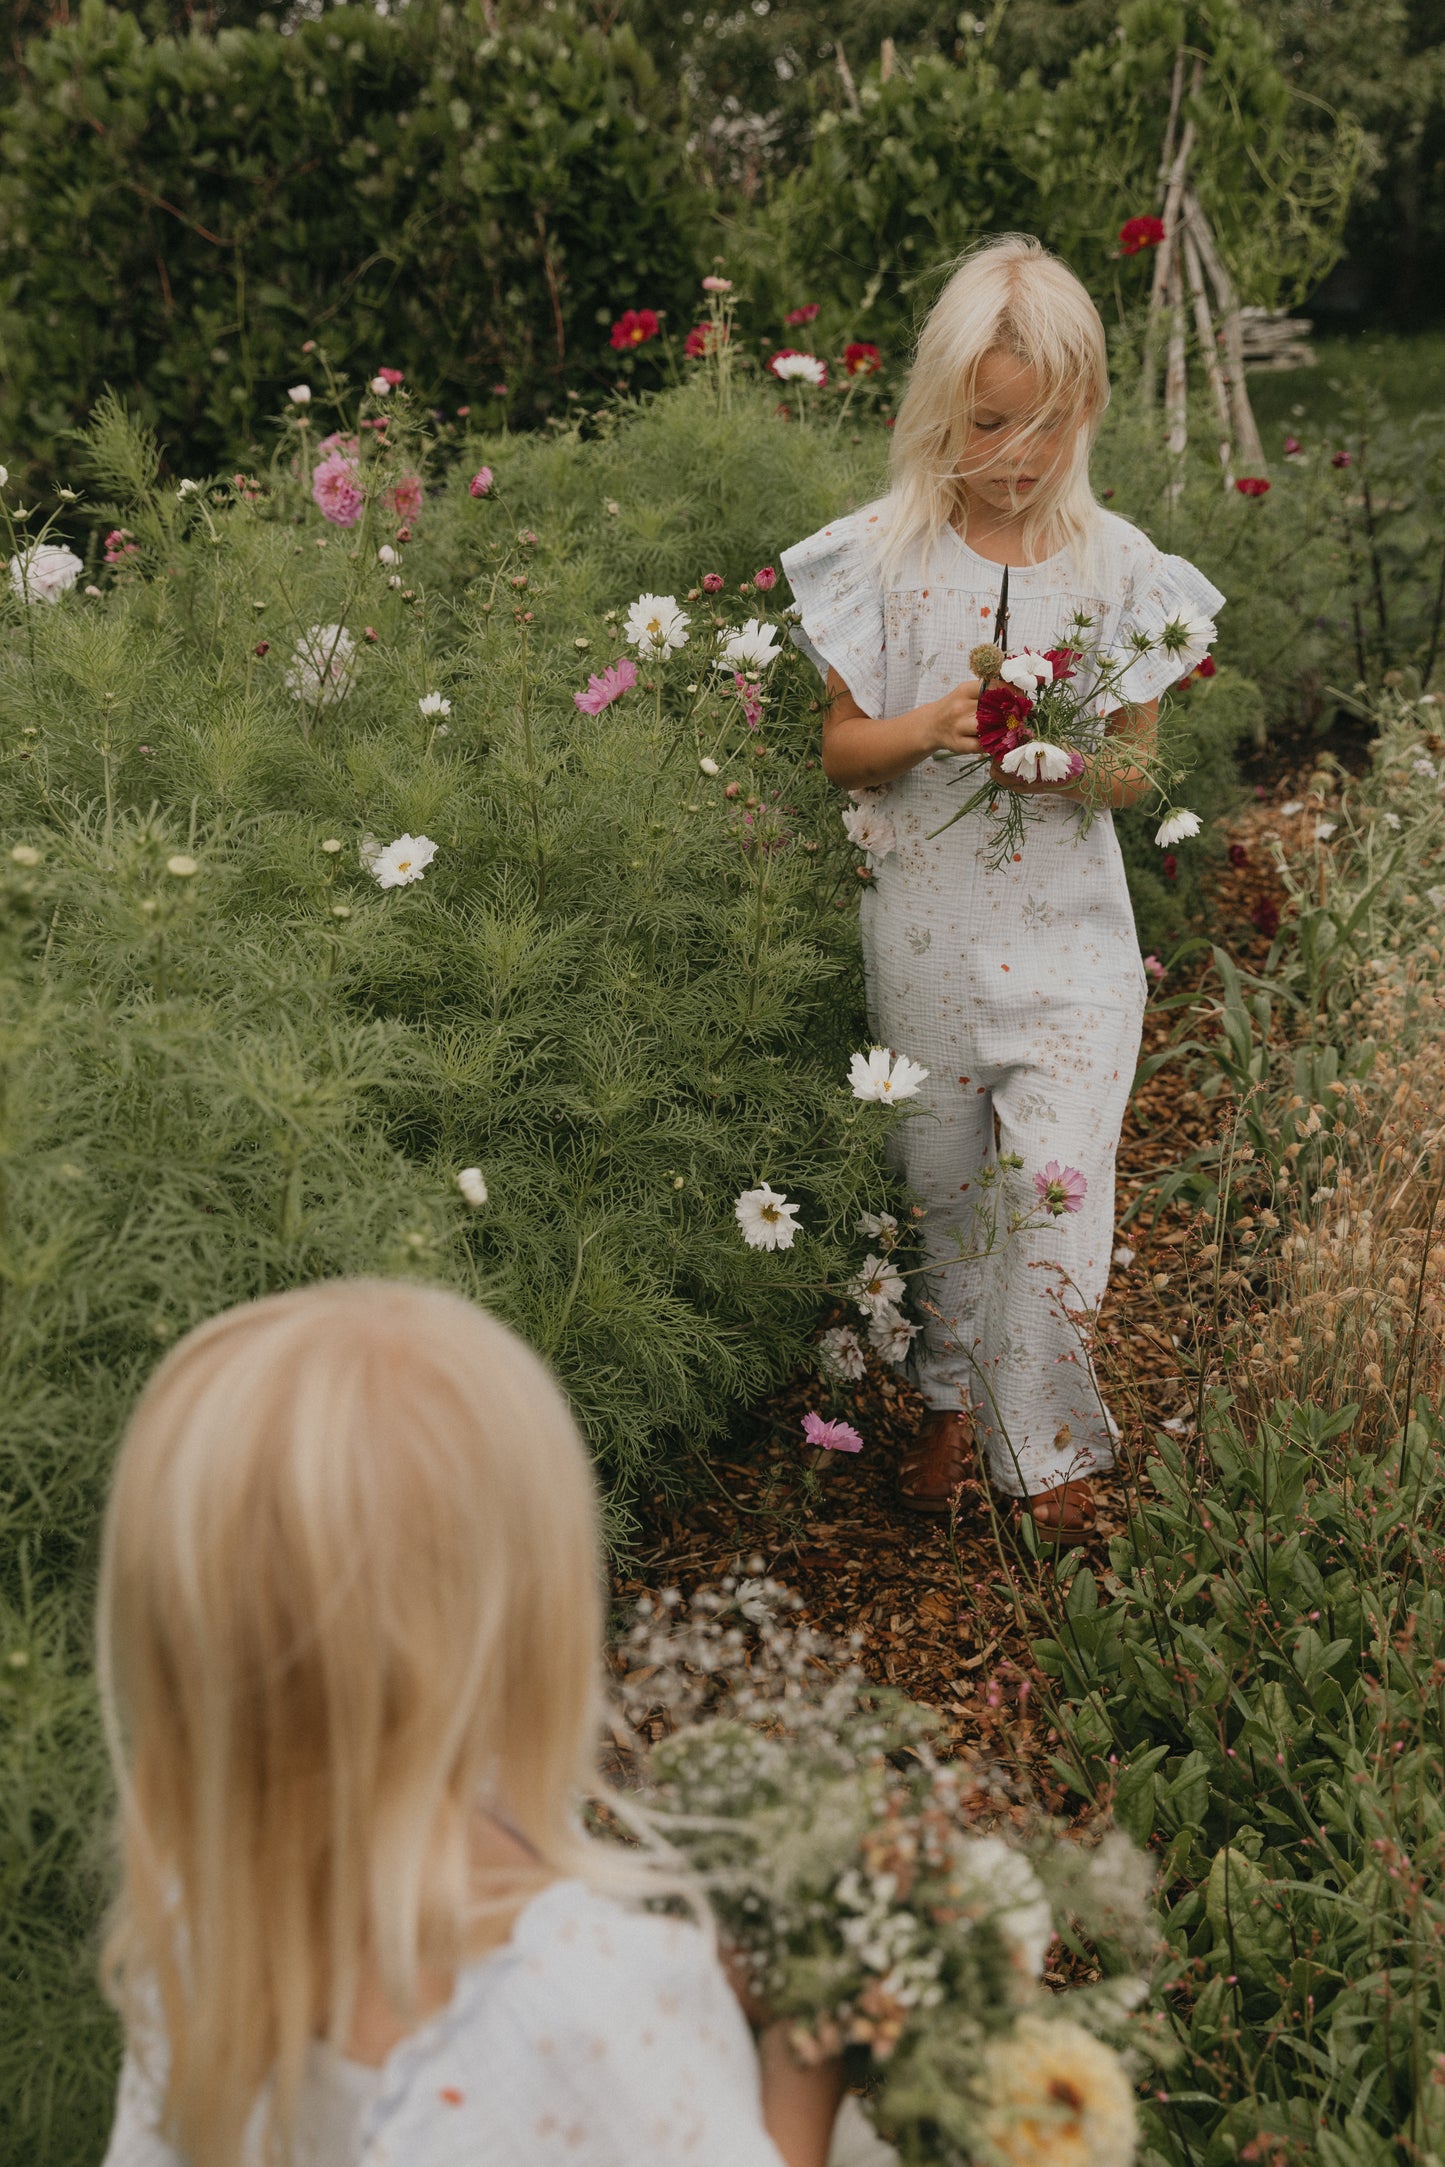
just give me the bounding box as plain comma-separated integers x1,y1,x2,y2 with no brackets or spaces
969,642,1005,680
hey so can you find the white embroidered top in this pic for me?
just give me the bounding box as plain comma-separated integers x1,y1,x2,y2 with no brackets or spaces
100,1880,789,2167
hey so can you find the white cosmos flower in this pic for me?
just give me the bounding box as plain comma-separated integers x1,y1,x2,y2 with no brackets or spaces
849,1253,906,1319
456,1166,488,1207
369,374,392,396
288,384,312,404
869,1308,920,1367
1113,1244,1136,1268
1315,820,1337,840
285,624,357,705
1000,739,1076,784
734,1183,801,1251
378,544,399,566
9,543,83,605
624,592,690,657
699,756,720,777
176,478,200,499
1155,808,1202,847
0,465,8,488
818,1325,867,1381
1280,799,1304,817
849,1046,929,1102
1428,886,1445,911
361,833,438,889
998,649,1053,691
841,802,897,859
418,691,451,718
856,1209,899,1244
1160,608,1217,655
771,352,826,386
720,618,783,670
953,1838,1054,1977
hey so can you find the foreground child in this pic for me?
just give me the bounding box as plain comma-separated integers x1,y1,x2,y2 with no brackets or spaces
98,1280,842,2167
782,233,1224,1544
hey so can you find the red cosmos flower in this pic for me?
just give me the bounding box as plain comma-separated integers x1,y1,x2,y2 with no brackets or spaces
785,303,820,325
1228,842,1248,868
610,308,660,351
684,325,708,358
1331,450,1352,469
844,342,882,378
376,366,404,387
976,682,1035,758
1177,653,1217,688
1251,896,1281,938
1162,853,1178,882
1119,215,1166,255
1044,646,1081,681
1234,476,1271,497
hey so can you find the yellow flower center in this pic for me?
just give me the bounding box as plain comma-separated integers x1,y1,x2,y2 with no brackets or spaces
397,858,412,873
761,1203,779,1222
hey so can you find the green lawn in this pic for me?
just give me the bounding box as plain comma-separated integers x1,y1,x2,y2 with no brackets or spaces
1248,328,1445,445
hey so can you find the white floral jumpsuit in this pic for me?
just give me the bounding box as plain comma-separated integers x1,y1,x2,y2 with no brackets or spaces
781,508,1225,1496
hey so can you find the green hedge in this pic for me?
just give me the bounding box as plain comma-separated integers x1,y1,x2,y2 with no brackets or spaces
0,0,704,490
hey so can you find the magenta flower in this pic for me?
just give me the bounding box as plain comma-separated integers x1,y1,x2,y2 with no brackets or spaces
753,565,777,591
376,366,404,387
702,572,725,593
785,302,820,326
574,655,638,715
386,473,423,521
469,467,494,499
802,1411,864,1454
733,672,763,729
1034,1162,1088,1216
316,430,359,458
1143,953,1166,983
311,450,364,527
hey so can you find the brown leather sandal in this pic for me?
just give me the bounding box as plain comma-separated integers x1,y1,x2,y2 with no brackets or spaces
1018,1479,1097,1548
899,1410,973,1516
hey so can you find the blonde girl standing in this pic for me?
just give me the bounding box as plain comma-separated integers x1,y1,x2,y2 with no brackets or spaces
96,1280,843,2167
782,235,1223,1544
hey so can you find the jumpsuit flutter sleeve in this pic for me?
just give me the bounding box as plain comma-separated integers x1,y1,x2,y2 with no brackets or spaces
779,509,889,720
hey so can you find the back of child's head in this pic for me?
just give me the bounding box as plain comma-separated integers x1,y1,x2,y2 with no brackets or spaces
97,1278,603,2167
885,232,1110,577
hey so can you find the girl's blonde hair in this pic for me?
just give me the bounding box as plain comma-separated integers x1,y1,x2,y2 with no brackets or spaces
882,233,1110,584
97,1279,613,2167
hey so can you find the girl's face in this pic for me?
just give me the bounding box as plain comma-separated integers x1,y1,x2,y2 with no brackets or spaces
955,349,1081,512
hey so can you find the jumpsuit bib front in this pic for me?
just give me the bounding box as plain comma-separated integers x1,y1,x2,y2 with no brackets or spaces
781,507,1225,1496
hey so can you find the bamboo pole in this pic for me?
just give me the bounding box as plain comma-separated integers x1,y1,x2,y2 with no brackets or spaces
1165,243,1189,498
1143,57,1204,408
1184,187,1266,472
1182,223,1235,486
834,40,861,119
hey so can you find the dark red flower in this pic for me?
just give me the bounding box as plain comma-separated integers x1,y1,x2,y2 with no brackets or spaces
976,682,1035,758
1044,647,1081,681
1228,842,1248,868
1331,450,1352,469
610,308,661,351
377,366,404,387
1119,215,1166,255
254,640,270,657
1197,653,1216,678
684,324,708,358
1235,477,1271,497
1251,896,1281,938
786,302,820,325
1162,852,1178,882
843,341,882,378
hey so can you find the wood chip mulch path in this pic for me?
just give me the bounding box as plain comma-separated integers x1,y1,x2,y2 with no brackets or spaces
614,779,1314,1811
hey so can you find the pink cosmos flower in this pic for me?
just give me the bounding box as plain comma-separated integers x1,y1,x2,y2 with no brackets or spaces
802,1411,864,1454
1283,435,1302,455
702,572,725,593
386,473,424,521
733,672,763,729
753,566,777,591
1234,476,1271,497
317,431,359,457
1143,954,1166,983
376,366,404,387
1034,1162,1088,1216
785,302,820,325
574,655,638,715
1331,451,1352,469
469,468,493,498
312,450,364,527
701,275,732,293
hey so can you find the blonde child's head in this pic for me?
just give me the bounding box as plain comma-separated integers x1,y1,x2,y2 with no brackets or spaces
884,233,1110,579
97,1279,608,2167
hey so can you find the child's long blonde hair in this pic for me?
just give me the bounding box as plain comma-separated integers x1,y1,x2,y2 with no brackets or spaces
97,1280,622,2167
882,233,1110,584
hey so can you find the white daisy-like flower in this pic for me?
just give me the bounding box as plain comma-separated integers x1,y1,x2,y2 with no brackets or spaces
378,544,399,566
1315,820,1337,840
1427,886,1445,911
456,1166,488,1207
1113,1244,1136,1268
0,465,8,488
9,543,84,606
418,691,451,718
848,1046,929,1102
856,1209,899,1244
771,352,827,386
734,1183,801,1251
998,649,1054,691
999,739,1076,784
624,592,690,657
699,756,720,777
841,802,897,859
1160,608,1217,655
176,478,200,499
1155,808,1202,847
1413,758,1437,779
818,1325,867,1381
849,1252,906,1319
1381,811,1401,829
285,624,357,706
361,833,437,889
720,618,783,671
288,384,312,404
369,374,392,396
1280,799,1304,816
869,1308,920,1367
953,1837,1054,1977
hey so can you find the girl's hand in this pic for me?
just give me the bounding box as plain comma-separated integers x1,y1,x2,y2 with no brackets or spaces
929,677,982,758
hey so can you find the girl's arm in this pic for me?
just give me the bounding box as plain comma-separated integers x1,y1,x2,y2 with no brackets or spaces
993,697,1160,810
821,667,981,788
757,2023,845,2167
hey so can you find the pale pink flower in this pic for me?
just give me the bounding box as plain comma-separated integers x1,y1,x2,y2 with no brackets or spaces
702,274,733,293
753,566,777,591
469,468,494,499
574,656,638,715
1034,1162,1088,1216
312,449,364,527
1143,953,1166,983
802,1411,864,1454
386,473,423,521
702,572,725,593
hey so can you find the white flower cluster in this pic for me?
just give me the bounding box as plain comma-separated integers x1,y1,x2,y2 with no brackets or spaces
285,623,356,707
9,544,83,606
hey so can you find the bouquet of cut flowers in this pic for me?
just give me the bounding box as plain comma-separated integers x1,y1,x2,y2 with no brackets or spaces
613,1582,1166,2167
933,573,1214,871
